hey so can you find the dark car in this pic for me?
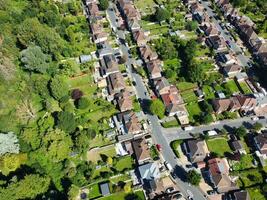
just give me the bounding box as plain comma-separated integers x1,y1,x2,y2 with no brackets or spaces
132,81,136,86
185,164,193,168
207,190,216,195
170,172,177,179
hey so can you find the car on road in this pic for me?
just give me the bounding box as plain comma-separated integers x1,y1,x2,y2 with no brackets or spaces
170,172,177,179
183,126,194,131
185,164,193,168
226,40,231,47
207,190,216,195
251,116,259,121
166,187,175,193
172,193,183,199
164,161,173,171
132,81,136,86
156,144,162,151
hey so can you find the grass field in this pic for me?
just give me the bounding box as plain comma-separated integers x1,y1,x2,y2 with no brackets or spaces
207,137,231,157
161,119,180,128
177,82,197,92
247,187,266,200
186,102,202,122
87,145,116,162
115,156,133,172
203,85,215,100
135,0,156,13
236,169,263,188
239,81,252,94
223,80,240,94
88,183,102,199
181,90,198,103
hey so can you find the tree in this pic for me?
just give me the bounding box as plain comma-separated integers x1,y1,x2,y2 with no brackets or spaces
99,0,109,10
57,111,77,133
20,45,51,74
253,122,263,132
149,99,165,119
155,8,170,22
235,126,247,137
58,60,80,76
153,38,177,60
107,157,113,166
77,97,90,109
185,21,198,31
124,184,131,193
187,63,204,83
49,76,69,100
0,174,50,200
71,89,83,100
0,153,27,175
201,100,213,113
187,170,201,186
0,132,20,156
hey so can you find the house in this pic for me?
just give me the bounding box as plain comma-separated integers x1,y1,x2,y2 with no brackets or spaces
138,162,160,182
254,132,267,156
231,190,251,200
154,77,170,96
185,139,209,163
202,23,219,36
190,2,204,14
87,3,100,18
90,23,107,43
133,30,147,46
206,35,227,51
212,95,256,114
100,54,119,77
216,0,230,7
176,105,190,125
238,15,256,29
122,111,142,134
217,52,236,66
128,19,140,31
230,140,246,154
132,138,151,164
85,0,97,5
208,158,237,193
223,64,242,77
146,60,162,79
106,72,126,95
212,98,240,114
118,0,141,22
139,45,158,63
115,90,133,112
99,182,111,196
238,24,258,48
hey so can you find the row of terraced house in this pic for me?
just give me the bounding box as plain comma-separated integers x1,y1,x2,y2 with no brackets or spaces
117,0,190,125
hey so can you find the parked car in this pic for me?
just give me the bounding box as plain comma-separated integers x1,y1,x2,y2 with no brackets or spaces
170,171,177,179
164,161,173,171
156,144,162,151
132,81,136,86
251,116,259,121
183,126,194,131
207,190,216,195
185,164,193,168
166,187,175,193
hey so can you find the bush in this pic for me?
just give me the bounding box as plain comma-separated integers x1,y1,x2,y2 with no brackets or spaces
77,97,90,109
170,140,182,158
187,170,201,186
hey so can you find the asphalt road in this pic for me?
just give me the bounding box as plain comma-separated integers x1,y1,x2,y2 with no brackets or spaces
106,4,207,199
162,116,267,142
200,0,250,67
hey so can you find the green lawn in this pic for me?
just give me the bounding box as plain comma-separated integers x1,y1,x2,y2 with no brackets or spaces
207,137,232,157
88,135,113,149
88,183,102,199
110,174,131,183
135,0,156,13
115,156,133,172
203,85,215,100
236,169,263,188
92,166,112,179
177,82,197,92
231,154,254,171
68,73,96,96
161,119,180,128
223,80,240,94
186,102,202,122
170,140,183,158
247,187,266,200
181,90,198,103
239,81,252,94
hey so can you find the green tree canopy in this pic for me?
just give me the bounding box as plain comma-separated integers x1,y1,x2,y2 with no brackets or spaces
0,174,50,200
149,99,165,119
235,125,247,137
99,0,109,10
187,63,204,83
77,97,90,109
49,76,69,100
155,8,170,22
0,153,27,175
20,45,51,74
187,170,201,186
57,111,77,133
253,122,263,132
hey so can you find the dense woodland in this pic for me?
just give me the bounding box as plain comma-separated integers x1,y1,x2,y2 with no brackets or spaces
0,0,112,199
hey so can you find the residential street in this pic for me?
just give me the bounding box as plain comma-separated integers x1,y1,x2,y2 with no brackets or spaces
200,0,250,67
162,115,267,142
107,4,207,200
